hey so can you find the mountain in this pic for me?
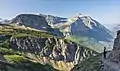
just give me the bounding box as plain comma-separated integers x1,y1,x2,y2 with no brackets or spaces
51,13,113,52
10,13,113,42
38,13,113,41
10,13,114,52
10,14,52,31
39,14,68,27
0,24,98,71
10,14,63,37
71,30,120,71
59,13,113,41
0,13,113,71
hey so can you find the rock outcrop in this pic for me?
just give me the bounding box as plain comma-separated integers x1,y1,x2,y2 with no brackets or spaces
9,36,97,63
10,14,63,37
39,14,68,27
10,14,51,31
101,30,120,71
0,31,98,71
0,23,98,64
108,30,120,62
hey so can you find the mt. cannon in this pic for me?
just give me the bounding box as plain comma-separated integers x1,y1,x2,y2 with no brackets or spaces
47,13,114,52
56,13,113,42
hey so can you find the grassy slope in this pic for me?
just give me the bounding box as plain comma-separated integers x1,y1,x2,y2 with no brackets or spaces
0,24,99,71
71,54,101,71
0,25,74,71
0,24,54,38
56,26,105,53
0,24,58,71
0,44,58,71
65,35,104,53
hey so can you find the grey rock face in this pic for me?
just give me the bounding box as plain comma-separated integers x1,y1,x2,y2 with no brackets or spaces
63,14,113,41
108,31,120,62
9,36,97,63
74,45,97,64
102,31,120,71
39,14,68,26
70,16,113,41
10,14,63,37
10,14,52,31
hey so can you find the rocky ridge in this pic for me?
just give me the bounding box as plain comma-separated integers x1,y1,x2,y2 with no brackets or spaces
0,24,98,71
10,14,63,37
39,14,68,27
0,13,113,71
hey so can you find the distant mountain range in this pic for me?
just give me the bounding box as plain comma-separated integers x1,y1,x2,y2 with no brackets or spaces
0,13,115,71
54,13,113,42
36,13,113,41
1,14,114,41
37,13,113,52
1,13,114,52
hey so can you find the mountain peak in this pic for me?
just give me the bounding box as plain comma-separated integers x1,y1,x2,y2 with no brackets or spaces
77,13,85,17
71,14,99,29
72,13,91,22
62,14,113,41
75,13,91,18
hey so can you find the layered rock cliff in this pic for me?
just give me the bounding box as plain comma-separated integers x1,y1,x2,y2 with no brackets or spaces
10,35,97,63
0,24,98,71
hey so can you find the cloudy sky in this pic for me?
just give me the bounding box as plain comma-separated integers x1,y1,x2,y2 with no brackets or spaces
0,0,120,26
